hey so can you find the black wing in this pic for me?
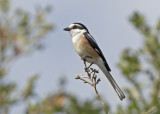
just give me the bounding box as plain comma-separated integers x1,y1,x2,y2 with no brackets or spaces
83,32,111,71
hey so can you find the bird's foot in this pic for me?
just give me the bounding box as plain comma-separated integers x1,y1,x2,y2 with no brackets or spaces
84,67,89,72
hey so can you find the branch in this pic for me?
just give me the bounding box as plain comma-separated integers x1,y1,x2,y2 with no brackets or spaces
143,106,159,114
75,61,108,114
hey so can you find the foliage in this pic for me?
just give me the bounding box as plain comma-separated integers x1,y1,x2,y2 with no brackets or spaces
0,0,53,113
26,78,105,114
1,0,160,114
117,12,160,114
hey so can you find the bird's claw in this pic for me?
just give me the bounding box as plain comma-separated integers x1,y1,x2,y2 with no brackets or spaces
84,67,89,72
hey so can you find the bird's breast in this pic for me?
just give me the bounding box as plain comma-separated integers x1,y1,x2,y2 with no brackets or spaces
72,34,99,63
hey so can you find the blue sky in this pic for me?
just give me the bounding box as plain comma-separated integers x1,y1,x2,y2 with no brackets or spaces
9,0,160,113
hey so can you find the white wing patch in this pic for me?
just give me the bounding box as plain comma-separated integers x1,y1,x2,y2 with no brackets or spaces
88,33,97,44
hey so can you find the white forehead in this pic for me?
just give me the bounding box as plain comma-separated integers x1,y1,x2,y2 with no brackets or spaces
69,24,75,28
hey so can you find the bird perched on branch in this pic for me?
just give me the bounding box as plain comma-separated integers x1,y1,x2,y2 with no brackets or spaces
63,23,125,100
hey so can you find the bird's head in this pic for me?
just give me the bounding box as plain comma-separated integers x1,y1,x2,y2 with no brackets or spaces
63,23,89,37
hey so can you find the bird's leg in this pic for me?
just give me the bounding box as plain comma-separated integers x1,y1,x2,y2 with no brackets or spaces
81,56,92,62
84,62,94,72
87,63,93,69
83,60,88,72
81,56,93,72
81,57,88,72
81,56,87,61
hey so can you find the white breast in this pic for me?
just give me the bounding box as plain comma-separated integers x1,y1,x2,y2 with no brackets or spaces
72,33,81,44
72,33,85,57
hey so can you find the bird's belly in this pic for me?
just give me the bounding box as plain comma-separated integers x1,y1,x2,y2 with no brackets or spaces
75,47,97,63
72,34,99,63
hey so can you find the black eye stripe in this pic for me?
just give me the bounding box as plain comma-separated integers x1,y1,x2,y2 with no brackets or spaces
73,26,78,29
73,26,83,29
73,22,89,33
79,27,83,30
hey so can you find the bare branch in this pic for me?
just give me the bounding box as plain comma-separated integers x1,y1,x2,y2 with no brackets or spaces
75,61,108,114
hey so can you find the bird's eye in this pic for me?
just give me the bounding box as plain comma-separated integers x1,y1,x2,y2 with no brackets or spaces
73,26,78,29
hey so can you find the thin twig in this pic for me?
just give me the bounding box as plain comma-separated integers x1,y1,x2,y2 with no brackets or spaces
75,61,108,114
142,106,159,114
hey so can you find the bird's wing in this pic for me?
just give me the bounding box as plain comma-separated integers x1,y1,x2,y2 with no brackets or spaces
83,32,111,71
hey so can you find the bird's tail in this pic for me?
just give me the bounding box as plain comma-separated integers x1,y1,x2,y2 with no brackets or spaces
97,62,125,100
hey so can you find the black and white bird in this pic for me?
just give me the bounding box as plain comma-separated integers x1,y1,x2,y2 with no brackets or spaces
63,23,125,100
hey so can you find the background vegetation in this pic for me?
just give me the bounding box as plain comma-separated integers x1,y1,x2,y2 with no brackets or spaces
0,0,160,114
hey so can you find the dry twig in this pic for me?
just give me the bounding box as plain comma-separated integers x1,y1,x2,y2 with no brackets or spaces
75,60,108,114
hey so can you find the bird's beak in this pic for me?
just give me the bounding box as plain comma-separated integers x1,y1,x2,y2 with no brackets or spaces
63,27,71,31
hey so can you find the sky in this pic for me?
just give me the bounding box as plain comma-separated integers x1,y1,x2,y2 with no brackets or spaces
9,0,160,113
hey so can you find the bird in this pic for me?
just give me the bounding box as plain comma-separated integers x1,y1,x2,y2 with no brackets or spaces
63,22,125,100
